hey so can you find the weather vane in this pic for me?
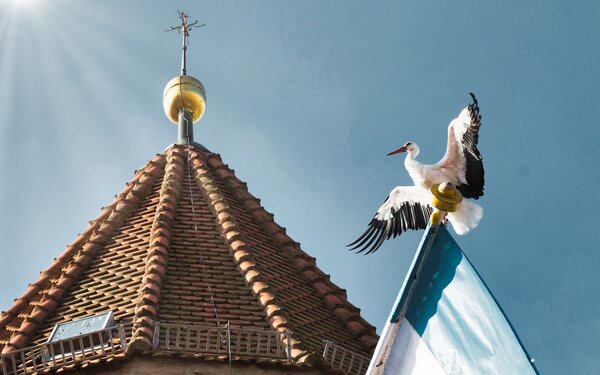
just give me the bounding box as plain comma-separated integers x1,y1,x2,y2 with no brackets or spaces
167,10,205,76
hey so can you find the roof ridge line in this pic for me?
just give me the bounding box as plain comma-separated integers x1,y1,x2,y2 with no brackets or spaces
1,154,167,354
188,148,314,363
204,153,379,352
129,147,186,353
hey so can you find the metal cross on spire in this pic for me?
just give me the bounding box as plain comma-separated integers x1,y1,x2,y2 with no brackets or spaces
167,11,205,76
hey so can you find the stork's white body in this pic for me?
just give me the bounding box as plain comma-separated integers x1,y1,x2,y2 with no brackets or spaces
349,95,485,254
403,107,472,190
396,107,483,235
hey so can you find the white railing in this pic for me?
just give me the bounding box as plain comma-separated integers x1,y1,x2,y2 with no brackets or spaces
1,322,372,375
0,324,127,375
323,340,371,375
152,322,292,360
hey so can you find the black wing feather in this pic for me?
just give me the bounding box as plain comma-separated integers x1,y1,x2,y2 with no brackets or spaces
348,201,433,254
457,93,485,199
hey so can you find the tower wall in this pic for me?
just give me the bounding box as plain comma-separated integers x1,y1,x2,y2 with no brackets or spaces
81,356,333,375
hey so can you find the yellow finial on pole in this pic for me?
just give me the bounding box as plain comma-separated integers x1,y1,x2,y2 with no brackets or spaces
429,182,463,226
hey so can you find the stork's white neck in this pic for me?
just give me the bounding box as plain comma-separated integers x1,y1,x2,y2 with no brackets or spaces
404,149,420,168
403,144,424,186
403,144,420,164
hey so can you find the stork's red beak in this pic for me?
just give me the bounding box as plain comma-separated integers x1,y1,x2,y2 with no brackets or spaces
387,146,407,156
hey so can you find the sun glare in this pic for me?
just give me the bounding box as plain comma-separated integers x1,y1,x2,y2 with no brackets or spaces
10,0,36,7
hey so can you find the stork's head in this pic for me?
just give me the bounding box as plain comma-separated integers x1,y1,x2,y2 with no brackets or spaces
387,142,419,156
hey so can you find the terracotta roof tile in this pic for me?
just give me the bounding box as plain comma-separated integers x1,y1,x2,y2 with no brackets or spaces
0,144,377,369
129,147,186,352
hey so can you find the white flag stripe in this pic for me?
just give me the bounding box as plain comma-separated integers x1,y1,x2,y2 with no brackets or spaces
383,320,448,375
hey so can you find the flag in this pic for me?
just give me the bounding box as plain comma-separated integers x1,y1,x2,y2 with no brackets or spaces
367,224,538,375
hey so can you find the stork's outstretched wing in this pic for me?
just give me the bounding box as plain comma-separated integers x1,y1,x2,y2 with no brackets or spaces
437,93,484,199
348,186,434,254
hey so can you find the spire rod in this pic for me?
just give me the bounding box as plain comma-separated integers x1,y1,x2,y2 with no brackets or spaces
163,11,207,144
166,10,205,76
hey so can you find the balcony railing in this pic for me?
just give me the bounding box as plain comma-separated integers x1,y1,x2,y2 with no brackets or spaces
323,340,371,375
1,323,371,375
0,324,127,375
152,322,292,360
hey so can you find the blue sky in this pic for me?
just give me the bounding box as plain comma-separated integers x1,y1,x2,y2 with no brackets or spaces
0,1,598,373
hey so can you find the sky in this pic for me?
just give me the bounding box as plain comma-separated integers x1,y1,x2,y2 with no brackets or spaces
0,0,598,373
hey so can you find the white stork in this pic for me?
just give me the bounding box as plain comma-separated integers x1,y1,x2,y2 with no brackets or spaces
349,93,484,254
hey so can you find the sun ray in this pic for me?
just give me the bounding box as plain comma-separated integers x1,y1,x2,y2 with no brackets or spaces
0,0,171,163
0,6,19,133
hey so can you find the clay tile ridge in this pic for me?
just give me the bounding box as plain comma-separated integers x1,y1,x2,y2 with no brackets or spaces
187,147,313,363
204,151,380,351
128,147,185,352
0,154,167,354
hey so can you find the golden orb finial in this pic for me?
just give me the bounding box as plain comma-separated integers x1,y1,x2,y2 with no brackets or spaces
162,75,206,124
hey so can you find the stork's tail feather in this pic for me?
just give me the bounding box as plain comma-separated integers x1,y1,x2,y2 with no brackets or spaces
446,200,483,235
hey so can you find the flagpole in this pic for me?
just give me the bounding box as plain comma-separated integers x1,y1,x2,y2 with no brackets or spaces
365,225,438,375
366,182,462,375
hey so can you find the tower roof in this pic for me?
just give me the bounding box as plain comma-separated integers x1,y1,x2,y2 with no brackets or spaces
0,143,378,373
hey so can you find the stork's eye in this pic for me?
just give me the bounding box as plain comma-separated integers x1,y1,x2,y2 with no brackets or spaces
405,142,412,146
